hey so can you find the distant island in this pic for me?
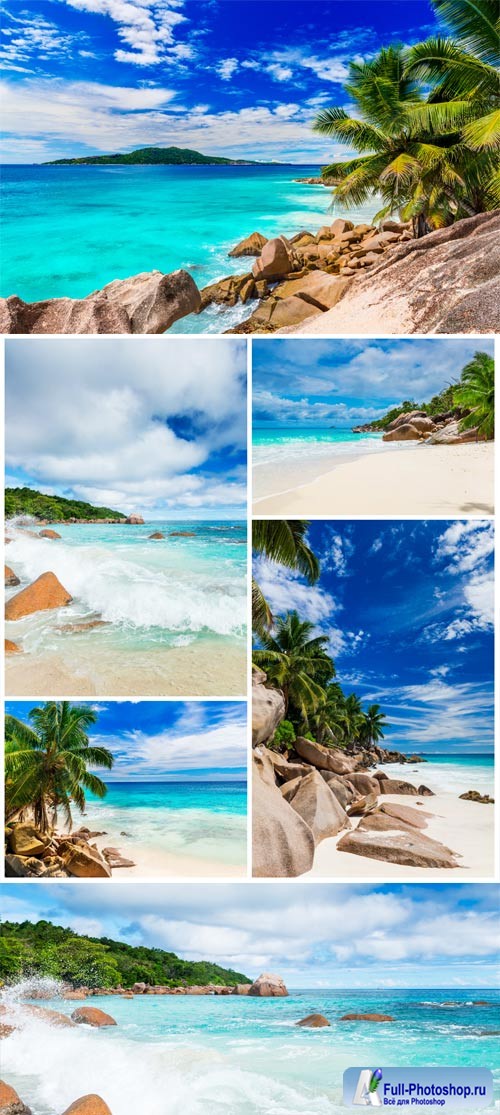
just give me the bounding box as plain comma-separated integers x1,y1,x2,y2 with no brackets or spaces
0,919,250,988
43,145,267,167
5,486,125,522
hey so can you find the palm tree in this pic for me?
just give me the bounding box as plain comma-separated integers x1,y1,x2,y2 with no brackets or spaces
405,0,500,154
308,683,349,745
360,704,387,746
314,45,471,236
342,693,366,743
453,351,495,438
5,702,114,834
252,520,320,637
253,611,332,721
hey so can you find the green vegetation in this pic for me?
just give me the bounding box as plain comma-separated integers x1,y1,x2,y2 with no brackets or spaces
314,0,499,235
252,524,387,748
5,702,114,834
359,350,494,433
44,146,260,167
5,486,125,522
0,921,249,989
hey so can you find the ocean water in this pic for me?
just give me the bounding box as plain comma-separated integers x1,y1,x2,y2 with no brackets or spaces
376,755,494,797
0,164,379,333
2,986,499,1114
81,780,247,868
5,519,247,655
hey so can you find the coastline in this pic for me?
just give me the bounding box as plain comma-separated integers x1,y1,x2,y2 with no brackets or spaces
4,640,247,697
253,442,494,517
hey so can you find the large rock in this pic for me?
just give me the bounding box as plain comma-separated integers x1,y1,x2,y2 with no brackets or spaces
243,294,321,333
71,1006,117,1028
273,272,349,310
61,1098,112,1115
252,668,285,745
377,778,420,795
91,270,201,334
248,973,288,997
337,827,459,868
426,419,479,444
320,772,356,810
294,737,356,775
281,769,349,842
386,410,427,430
283,211,500,335
63,845,112,879
0,269,201,336
380,802,430,829
344,772,379,796
403,416,436,435
200,272,255,310
9,823,50,857
148,531,164,539
0,1081,32,1114
4,639,21,655
383,423,422,442
340,1013,394,1022
126,514,144,524
252,748,315,877
5,571,72,620
39,529,61,539
5,566,20,587
229,231,267,257
265,749,310,783
252,237,293,280
296,1014,330,1027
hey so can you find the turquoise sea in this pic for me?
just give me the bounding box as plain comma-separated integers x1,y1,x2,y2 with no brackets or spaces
376,754,494,797
82,780,247,869
5,519,247,654
2,986,499,1114
252,427,401,502
0,164,378,332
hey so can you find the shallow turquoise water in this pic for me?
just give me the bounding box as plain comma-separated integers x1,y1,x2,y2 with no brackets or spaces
83,780,247,867
0,164,378,332
3,988,499,1114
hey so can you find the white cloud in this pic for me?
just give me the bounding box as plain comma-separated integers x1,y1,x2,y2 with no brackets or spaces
64,0,189,67
92,714,247,778
216,57,238,81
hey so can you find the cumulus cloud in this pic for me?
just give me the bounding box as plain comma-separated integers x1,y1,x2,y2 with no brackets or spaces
64,0,189,67
216,57,238,81
5,337,247,515
91,705,247,778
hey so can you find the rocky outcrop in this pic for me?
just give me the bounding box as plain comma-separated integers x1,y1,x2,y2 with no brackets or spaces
376,778,420,796
0,1081,32,1114
149,531,165,539
281,769,350,842
340,1013,394,1023
248,973,288,997
337,826,459,868
283,210,500,335
71,1007,117,1027
169,530,196,537
267,750,310,783
126,514,144,524
39,529,61,539
252,748,315,877
4,639,21,655
5,566,20,587
379,802,429,829
296,1014,330,1027
61,1098,112,1115
459,790,494,804
320,772,357,810
294,737,357,775
200,272,256,310
5,571,72,620
9,823,51,857
229,232,267,257
344,772,379,796
252,237,293,280
426,420,480,444
63,845,112,879
252,667,285,745
383,423,424,442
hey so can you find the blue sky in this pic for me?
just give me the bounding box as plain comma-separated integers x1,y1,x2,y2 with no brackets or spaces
5,700,247,780
255,520,494,754
253,338,496,427
5,337,247,519
1,882,499,988
1,0,444,163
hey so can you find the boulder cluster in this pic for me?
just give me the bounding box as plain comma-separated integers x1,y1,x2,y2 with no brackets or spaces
352,408,481,444
202,217,412,333
252,670,461,876
5,821,135,879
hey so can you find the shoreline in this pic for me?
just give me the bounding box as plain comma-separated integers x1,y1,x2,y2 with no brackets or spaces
5,640,247,697
253,442,494,517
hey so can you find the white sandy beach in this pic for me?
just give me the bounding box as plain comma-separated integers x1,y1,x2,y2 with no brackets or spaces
91,833,246,878
304,791,494,880
5,641,247,698
253,442,494,518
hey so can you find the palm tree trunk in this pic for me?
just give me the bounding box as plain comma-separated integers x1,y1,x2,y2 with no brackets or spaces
413,213,433,238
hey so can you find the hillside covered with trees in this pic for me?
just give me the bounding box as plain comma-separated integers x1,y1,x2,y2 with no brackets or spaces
5,487,125,522
45,146,260,166
0,920,250,988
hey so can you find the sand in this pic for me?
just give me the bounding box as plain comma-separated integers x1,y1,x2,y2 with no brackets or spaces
92,833,246,878
5,640,247,698
253,442,494,518
304,792,494,880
